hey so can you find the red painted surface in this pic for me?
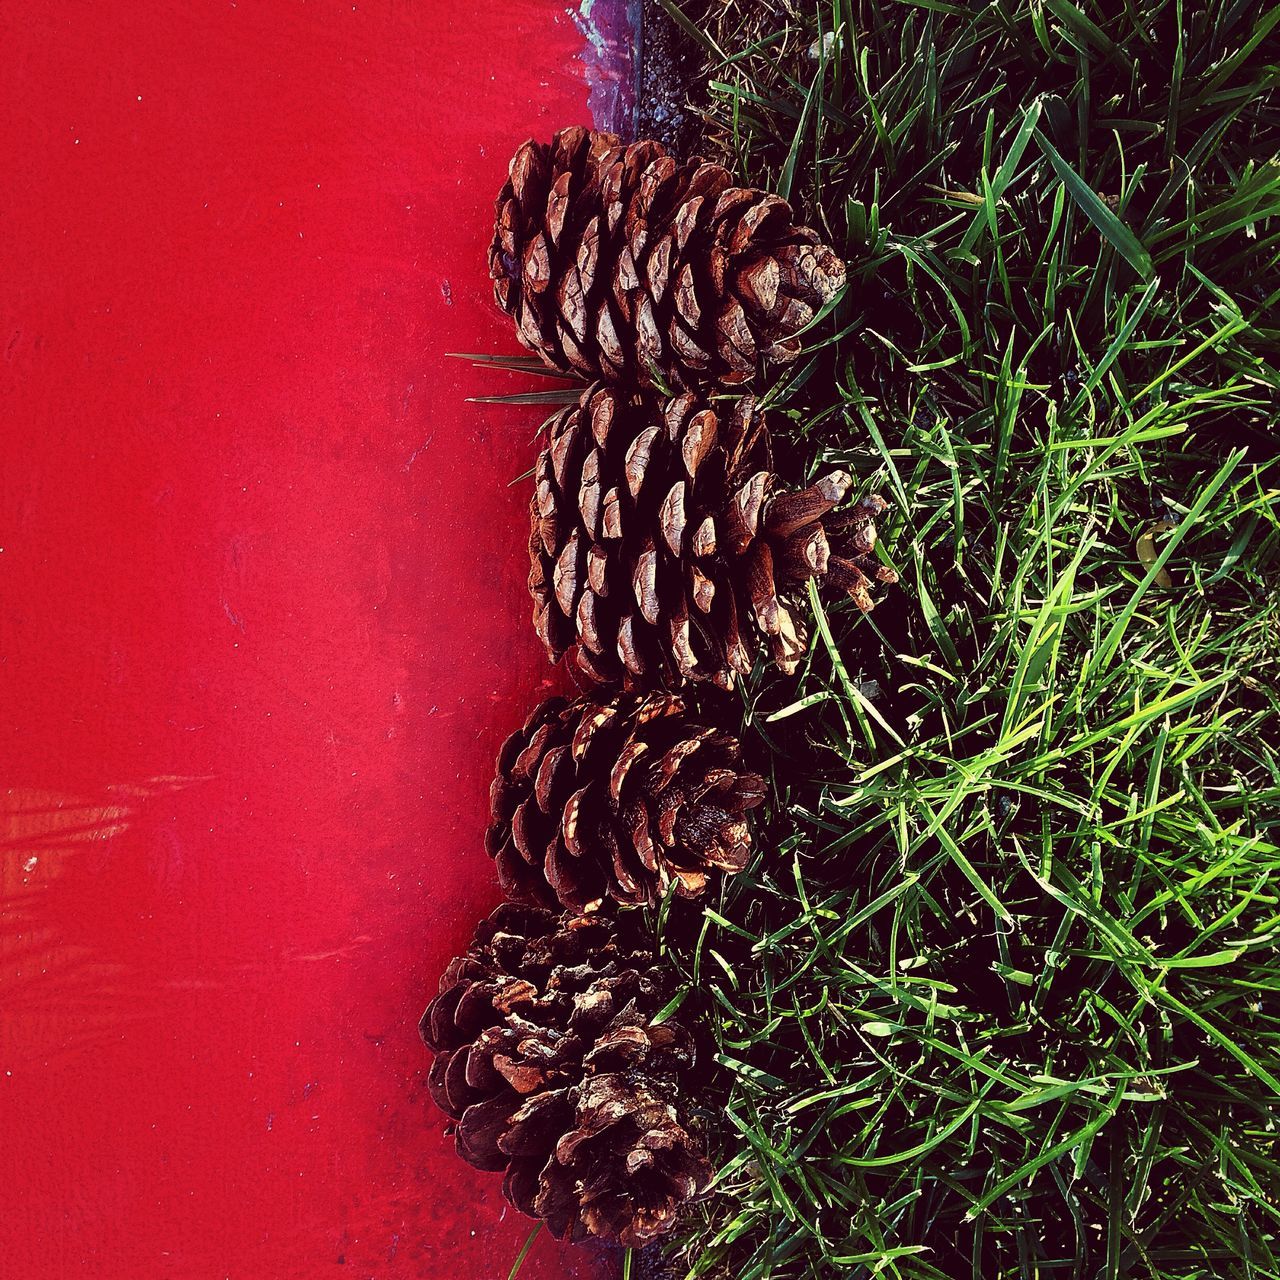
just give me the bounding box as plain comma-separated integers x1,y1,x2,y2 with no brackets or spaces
0,4,614,1277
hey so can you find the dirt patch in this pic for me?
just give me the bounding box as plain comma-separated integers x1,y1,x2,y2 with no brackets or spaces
638,0,708,154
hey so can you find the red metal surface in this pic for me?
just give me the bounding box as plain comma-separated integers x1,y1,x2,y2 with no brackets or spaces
0,4,616,1277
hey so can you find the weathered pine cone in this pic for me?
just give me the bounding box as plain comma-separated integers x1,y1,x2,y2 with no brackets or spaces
528,383,896,690
421,902,712,1247
490,125,847,390
486,690,766,910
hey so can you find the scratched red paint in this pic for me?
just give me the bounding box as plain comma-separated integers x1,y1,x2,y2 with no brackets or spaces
0,4,616,1277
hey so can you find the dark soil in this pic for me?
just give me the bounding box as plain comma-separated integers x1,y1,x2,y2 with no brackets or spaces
638,0,708,155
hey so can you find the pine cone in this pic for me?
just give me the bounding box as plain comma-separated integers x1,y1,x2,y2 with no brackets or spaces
486,690,765,910
528,383,896,690
421,902,711,1247
490,125,846,390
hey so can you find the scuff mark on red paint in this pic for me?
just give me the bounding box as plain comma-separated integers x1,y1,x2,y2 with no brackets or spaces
568,0,640,137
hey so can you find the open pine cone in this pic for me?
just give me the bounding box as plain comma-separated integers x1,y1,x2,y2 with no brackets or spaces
490,125,847,390
529,383,896,690
421,902,711,1247
487,690,765,910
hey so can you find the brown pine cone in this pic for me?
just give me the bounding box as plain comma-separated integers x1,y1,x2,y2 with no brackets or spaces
421,902,711,1248
486,690,765,910
489,125,846,390
528,383,896,690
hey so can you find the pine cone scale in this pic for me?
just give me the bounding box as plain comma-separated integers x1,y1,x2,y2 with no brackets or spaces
455,1092,520,1171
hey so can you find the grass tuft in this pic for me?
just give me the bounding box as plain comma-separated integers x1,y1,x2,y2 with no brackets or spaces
649,2,1280,1276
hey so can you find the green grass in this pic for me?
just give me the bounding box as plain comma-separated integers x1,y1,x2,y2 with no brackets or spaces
643,2,1280,1277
